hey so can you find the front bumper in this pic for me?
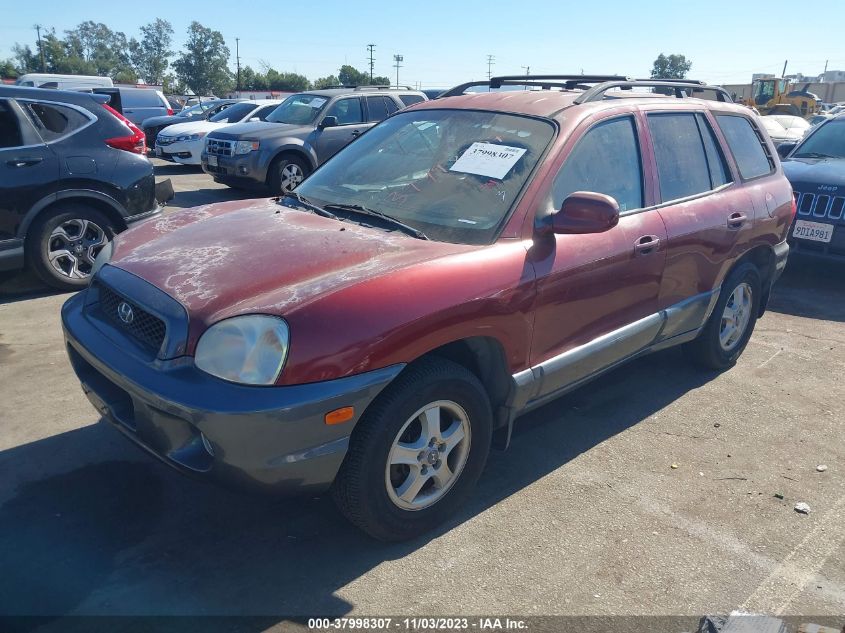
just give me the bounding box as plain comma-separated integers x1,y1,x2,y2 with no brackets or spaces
155,139,203,165
201,150,267,188
61,290,403,494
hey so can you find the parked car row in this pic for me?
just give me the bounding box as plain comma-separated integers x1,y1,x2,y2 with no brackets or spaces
55,75,803,541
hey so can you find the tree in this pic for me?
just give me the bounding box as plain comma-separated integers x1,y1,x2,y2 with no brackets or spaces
338,64,370,86
130,19,173,85
650,53,692,80
264,69,310,91
239,65,257,90
372,75,391,86
313,74,339,89
0,59,18,78
11,44,38,73
65,21,133,78
173,22,233,96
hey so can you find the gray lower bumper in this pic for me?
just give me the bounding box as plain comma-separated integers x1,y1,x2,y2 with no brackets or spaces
61,291,403,494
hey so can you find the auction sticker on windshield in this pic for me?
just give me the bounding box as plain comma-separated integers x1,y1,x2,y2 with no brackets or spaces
793,219,834,242
450,142,527,180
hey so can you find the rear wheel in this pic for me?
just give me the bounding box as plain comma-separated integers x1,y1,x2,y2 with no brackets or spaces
26,204,116,291
687,262,761,370
268,155,309,194
332,357,492,541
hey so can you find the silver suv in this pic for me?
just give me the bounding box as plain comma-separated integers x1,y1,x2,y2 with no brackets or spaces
201,86,427,193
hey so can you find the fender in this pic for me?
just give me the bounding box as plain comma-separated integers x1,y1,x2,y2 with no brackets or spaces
265,140,319,172
17,189,127,239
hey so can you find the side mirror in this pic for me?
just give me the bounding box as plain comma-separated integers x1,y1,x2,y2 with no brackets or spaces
319,116,338,129
777,142,797,159
542,191,620,235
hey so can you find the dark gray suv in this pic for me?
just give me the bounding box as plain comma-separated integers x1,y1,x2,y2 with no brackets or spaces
201,86,427,193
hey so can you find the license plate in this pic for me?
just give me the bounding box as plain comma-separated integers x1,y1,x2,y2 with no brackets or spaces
208,154,218,167
155,146,162,157
793,219,834,243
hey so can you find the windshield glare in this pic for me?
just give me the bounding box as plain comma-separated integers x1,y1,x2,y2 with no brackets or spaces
208,102,257,123
794,120,845,158
265,94,329,125
295,110,555,245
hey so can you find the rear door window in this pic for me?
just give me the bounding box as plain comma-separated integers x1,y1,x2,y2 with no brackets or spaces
552,115,644,212
22,102,91,142
647,113,713,202
366,96,390,122
715,114,774,180
0,99,23,148
697,114,731,188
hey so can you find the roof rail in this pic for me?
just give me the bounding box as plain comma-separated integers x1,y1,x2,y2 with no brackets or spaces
316,85,415,91
574,80,733,104
440,74,628,98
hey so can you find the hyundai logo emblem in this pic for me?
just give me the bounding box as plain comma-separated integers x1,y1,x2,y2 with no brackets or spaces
117,301,135,324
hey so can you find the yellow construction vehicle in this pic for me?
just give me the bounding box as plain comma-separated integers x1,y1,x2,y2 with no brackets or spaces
742,77,819,117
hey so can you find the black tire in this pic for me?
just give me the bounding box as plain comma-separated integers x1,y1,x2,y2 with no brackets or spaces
686,262,761,370
332,357,493,541
25,204,116,291
267,154,309,195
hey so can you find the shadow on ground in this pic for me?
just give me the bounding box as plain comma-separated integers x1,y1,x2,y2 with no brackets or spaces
0,346,715,623
769,256,845,322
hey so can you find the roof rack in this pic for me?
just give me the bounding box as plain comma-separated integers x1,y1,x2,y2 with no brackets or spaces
316,85,416,91
574,79,733,103
440,74,627,98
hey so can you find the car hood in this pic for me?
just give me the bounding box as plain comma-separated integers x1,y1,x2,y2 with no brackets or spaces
142,114,194,129
109,198,473,327
207,120,313,140
158,120,225,137
782,157,845,192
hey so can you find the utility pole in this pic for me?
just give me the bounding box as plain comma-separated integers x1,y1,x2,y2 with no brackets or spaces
781,59,788,78
34,24,45,72
822,59,829,82
393,54,403,88
521,65,530,90
367,44,376,83
486,54,495,80
235,38,241,93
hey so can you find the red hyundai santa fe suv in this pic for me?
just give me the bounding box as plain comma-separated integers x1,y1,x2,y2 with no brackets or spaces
62,75,795,540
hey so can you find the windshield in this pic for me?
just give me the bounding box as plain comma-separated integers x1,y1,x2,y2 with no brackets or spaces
208,102,257,123
265,94,328,125
295,109,555,245
178,103,206,117
793,120,845,158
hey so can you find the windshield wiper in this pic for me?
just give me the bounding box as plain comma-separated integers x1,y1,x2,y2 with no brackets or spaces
323,203,429,240
280,191,338,219
793,152,836,159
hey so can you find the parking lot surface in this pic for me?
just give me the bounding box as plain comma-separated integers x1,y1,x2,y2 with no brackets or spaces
0,163,843,621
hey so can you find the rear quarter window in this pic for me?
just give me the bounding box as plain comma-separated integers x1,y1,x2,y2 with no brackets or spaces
399,94,425,107
22,102,91,142
715,114,774,180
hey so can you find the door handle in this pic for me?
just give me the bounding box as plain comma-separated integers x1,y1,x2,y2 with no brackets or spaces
634,234,660,255
727,212,747,229
6,158,43,168
350,130,361,137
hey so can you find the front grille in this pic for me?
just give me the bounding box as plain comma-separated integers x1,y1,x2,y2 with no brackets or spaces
96,283,167,352
206,138,234,156
795,191,845,222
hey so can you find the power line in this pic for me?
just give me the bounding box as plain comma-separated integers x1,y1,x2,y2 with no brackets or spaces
366,43,376,82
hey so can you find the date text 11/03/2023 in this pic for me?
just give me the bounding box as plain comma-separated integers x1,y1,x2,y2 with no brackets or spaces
307,617,529,630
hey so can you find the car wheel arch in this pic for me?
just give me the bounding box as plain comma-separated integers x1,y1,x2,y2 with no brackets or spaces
725,244,776,317
267,147,317,177
18,190,127,242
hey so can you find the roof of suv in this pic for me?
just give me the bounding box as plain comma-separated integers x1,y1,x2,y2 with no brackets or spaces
0,85,107,107
303,87,425,98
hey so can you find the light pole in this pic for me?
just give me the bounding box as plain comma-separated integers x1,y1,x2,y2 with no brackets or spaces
393,54,403,88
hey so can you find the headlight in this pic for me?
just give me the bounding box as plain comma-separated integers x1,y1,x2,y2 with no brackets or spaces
194,315,289,385
90,239,113,279
175,132,207,142
234,140,260,154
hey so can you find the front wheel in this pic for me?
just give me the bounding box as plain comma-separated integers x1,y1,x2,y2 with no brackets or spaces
267,155,309,195
332,357,493,541
687,262,761,370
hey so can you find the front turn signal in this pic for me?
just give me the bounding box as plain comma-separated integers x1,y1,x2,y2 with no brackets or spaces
325,407,355,425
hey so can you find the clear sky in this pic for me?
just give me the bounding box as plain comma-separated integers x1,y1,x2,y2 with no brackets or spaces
2,0,844,88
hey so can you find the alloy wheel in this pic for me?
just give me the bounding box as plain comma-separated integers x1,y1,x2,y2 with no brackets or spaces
279,163,305,192
719,282,753,351
385,400,472,511
46,218,108,280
